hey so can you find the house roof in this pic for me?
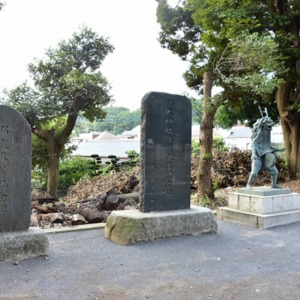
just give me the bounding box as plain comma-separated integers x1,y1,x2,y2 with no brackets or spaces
93,131,119,140
121,125,141,138
227,126,252,138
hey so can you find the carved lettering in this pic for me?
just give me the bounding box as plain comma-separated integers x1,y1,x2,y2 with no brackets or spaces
165,99,175,196
0,106,32,232
0,125,9,217
140,92,191,212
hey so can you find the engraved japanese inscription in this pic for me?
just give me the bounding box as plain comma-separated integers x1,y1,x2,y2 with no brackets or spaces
139,92,191,212
0,106,32,232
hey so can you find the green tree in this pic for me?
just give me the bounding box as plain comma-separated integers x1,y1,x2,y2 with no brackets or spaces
215,96,280,129
186,0,300,177
1,26,114,196
157,0,224,200
96,106,131,134
156,0,288,200
74,106,141,135
31,117,76,185
116,109,141,134
191,97,203,124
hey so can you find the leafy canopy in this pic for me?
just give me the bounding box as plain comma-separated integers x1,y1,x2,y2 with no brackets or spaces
2,26,114,126
1,26,115,196
156,0,291,125
74,107,141,135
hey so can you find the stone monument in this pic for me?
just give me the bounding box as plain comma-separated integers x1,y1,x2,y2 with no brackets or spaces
0,105,48,261
218,108,300,229
105,92,217,245
139,92,191,212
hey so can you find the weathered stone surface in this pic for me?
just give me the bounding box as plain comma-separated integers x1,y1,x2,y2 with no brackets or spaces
238,187,292,196
218,190,300,229
0,228,49,262
228,190,300,214
217,206,300,229
140,92,191,212
0,105,32,232
104,206,217,245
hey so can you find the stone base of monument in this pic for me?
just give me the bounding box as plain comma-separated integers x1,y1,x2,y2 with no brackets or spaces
104,206,217,245
0,228,49,262
217,187,300,229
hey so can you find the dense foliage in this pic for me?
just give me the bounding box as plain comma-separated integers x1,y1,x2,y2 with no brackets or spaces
156,0,300,201
192,136,228,157
58,157,95,189
1,26,114,196
74,107,141,135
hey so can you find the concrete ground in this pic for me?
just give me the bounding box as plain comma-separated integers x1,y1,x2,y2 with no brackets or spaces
0,220,300,300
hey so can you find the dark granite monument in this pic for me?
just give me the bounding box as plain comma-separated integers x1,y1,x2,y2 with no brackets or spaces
0,105,31,232
0,105,48,261
139,92,191,212
104,92,217,245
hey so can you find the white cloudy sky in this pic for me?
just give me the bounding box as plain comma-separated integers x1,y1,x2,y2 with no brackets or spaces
0,0,196,111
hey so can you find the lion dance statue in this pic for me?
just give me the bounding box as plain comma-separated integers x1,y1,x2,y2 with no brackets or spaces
246,108,282,189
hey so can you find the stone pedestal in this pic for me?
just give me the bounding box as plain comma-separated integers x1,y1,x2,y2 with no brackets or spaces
217,187,300,229
0,228,49,262
105,206,217,245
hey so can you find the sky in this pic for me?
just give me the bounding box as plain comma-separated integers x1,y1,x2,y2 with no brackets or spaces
0,0,196,111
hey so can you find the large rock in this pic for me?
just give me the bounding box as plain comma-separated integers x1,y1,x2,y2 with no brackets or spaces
105,206,217,245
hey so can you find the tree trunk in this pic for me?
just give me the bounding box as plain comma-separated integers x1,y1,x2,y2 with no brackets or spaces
47,145,60,198
276,80,300,178
47,153,59,197
197,71,221,201
33,113,79,198
275,3,300,178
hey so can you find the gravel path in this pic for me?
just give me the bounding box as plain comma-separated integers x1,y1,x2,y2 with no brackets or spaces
0,220,300,300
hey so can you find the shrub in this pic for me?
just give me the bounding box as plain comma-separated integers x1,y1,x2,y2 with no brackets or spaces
58,156,95,188
192,136,228,157
126,150,139,168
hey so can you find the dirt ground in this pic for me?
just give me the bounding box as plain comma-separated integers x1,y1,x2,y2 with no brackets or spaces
281,178,300,193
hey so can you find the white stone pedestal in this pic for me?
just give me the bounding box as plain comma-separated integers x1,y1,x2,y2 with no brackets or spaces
217,187,300,229
105,206,217,245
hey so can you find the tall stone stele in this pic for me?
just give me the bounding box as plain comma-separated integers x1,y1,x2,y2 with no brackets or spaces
0,105,31,232
0,105,48,262
139,92,192,212
105,92,218,245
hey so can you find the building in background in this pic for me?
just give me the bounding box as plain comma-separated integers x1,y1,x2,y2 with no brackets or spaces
70,124,284,157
